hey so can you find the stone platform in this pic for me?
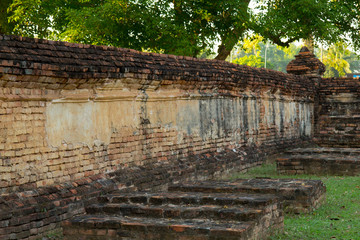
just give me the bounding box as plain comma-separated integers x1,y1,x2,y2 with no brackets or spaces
62,178,326,239
277,147,360,176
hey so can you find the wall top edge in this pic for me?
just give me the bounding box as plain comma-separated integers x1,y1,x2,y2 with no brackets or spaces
0,34,315,95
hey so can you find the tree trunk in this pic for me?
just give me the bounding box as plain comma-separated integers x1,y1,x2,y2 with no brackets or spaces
215,42,234,60
214,0,250,61
215,25,247,61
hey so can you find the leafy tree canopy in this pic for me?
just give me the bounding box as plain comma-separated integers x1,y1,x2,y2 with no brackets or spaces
319,42,356,78
253,0,360,51
2,0,360,60
233,36,301,71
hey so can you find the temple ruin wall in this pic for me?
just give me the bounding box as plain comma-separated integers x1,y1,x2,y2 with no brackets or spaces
0,34,317,239
0,35,315,194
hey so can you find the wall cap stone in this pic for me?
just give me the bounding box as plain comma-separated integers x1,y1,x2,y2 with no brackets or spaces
0,34,315,96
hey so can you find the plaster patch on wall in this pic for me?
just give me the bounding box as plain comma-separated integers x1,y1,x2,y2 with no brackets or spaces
196,98,245,140
304,103,313,136
177,100,200,136
247,97,260,142
45,92,314,148
46,100,137,147
298,102,313,137
147,99,179,128
262,95,313,138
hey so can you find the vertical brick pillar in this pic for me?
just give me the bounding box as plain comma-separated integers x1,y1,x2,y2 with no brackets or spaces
286,46,326,137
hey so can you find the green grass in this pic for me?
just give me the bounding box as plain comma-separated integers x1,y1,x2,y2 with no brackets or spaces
38,229,63,240
230,163,360,240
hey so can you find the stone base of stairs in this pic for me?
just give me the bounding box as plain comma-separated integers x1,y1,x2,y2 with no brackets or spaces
63,215,265,240
62,178,326,239
277,147,360,176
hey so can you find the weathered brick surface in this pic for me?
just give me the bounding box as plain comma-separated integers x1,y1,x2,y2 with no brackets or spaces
315,77,360,147
0,35,318,238
277,147,360,176
0,35,315,195
0,174,117,240
0,145,293,239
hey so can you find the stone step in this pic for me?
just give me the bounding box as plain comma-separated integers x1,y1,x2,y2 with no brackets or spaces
285,147,360,155
97,191,277,208
169,178,326,213
314,136,360,148
279,154,359,162
86,203,264,222
63,215,257,240
277,153,360,176
63,189,284,239
278,147,360,176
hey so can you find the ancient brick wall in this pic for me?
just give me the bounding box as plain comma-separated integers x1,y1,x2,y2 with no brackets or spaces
0,34,315,239
315,77,360,147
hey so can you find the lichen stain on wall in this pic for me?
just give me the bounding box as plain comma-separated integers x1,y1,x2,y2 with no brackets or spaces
299,102,313,136
263,92,313,138
195,97,254,141
46,94,201,148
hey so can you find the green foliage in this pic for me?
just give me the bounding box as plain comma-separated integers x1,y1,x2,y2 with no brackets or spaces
233,54,264,68
4,0,360,60
241,34,263,54
233,35,359,77
348,54,360,74
0,0,15,34
231,163,360,240
265,44,301,72
316,42,354,77
9,0,109,39
252,0,360,51
232,36,300,72
8,0,251,58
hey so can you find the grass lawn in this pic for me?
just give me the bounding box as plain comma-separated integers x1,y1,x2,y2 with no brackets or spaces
229,163,360,240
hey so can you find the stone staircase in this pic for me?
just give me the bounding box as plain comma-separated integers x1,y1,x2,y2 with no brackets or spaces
63,191,281,240
169,179,326,214
277,147,360,176
62,178,326,239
